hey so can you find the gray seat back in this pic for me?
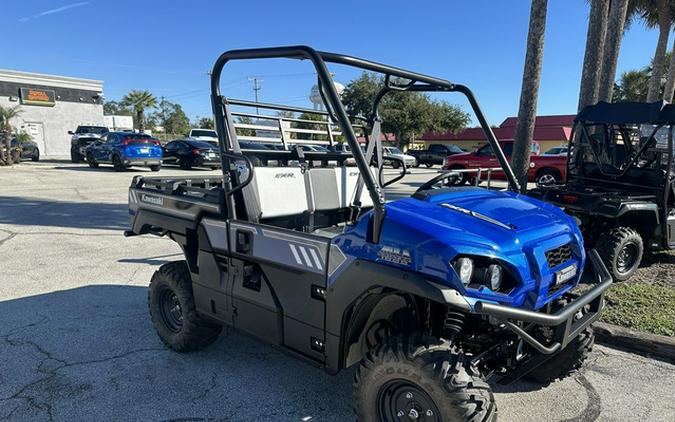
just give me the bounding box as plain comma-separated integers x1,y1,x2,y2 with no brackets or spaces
306,168,341,211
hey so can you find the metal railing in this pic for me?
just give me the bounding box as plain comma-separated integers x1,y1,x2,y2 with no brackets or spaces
227,99,366,149
438,167,505,189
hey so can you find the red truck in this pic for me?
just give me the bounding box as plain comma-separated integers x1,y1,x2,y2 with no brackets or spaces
442,141,567,186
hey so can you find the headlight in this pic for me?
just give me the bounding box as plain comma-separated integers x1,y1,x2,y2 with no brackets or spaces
453,257,474,286
487,264,502,290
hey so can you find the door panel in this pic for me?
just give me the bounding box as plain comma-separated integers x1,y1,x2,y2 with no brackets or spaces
200,218,329,362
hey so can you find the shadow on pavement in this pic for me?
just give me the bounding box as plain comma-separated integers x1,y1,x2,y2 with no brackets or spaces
0,196,129,231
0,285,545,421
118,252,183,266
0,285,354,421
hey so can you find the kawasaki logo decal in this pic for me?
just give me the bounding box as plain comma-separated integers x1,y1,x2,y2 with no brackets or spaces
141,194,164,206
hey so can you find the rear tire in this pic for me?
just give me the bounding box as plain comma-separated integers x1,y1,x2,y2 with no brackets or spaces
32,150,40,162
413,158,419,168
535,168,561,187
179,157,193,170
148,261,222,352
354,334,496,422
112,155,125,172
425,162,433,168
595,226,643,282
149,164,161,172
445,166,469,186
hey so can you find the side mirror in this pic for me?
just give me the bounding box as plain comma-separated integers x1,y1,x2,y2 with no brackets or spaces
68,131,74,135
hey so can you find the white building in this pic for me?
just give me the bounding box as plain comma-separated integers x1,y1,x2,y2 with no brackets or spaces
0,69,104,156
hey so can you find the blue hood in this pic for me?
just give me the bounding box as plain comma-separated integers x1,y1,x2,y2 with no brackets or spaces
333,187,585,309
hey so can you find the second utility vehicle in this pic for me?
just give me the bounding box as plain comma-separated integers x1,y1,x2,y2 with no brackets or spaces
126,46,611,422
530,101,675,281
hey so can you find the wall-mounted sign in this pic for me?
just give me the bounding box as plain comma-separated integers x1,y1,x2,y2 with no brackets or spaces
19,87,56,107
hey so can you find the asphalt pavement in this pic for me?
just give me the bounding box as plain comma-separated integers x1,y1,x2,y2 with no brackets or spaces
1,160,674,422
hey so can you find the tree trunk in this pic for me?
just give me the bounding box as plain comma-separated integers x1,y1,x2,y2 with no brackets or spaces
648,0,671,102
663,35,675,102
1,129,13,166
598,0,629,103
0,129,8,166
512,0,548,192
137,110,144,132
578,0,610,111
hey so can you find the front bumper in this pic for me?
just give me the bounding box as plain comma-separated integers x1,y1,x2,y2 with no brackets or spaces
474,249,611,354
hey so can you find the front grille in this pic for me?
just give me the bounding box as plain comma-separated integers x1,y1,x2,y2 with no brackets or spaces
545,244,572,268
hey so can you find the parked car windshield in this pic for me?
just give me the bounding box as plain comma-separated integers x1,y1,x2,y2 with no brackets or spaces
76,126,108,134
385,147,403,155
191,130,217,137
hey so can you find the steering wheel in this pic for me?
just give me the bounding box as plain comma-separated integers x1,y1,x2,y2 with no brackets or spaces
414,170,464,194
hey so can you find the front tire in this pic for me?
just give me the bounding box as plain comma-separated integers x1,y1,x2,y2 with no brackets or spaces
354,335,496,422
32,149,40,162
525,326,594,385
71,148,82,163
148,261,222,352
595,226,643,281
86,153,99,168
425,162,433,168
149,164,161,172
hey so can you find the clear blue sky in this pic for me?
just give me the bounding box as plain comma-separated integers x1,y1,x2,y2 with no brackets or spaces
3,0,658,125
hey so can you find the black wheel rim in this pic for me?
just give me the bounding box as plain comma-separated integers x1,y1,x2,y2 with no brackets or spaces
616,241,638,275
377,380,440,422
159,288,183,333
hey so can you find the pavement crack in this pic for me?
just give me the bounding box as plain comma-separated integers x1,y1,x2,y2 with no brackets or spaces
190,373,219,405
0,232,17,249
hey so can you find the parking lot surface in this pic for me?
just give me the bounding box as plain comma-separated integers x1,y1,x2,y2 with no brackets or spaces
1,160,675,422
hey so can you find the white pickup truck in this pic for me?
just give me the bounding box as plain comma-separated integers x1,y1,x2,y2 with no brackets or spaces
187,128,218,144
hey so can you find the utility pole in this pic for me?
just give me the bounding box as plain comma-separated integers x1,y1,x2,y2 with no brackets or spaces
160,95,167,141
248,77,262,113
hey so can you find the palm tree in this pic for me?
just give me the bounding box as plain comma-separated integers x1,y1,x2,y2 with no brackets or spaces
512,0,548,191
598,0,631,102
0,105,22,166
635,0,675,102
663,31,675,100
578,0,610,111
121,90,157,132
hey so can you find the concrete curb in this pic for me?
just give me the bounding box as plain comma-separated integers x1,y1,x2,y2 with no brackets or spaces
594,321,675,364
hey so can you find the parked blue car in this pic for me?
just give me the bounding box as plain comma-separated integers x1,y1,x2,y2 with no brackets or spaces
86,132,163,171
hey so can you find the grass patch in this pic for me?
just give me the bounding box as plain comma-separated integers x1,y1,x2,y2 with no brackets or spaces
601,283,675,337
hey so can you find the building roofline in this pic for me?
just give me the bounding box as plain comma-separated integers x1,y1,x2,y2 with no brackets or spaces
0,68,103,91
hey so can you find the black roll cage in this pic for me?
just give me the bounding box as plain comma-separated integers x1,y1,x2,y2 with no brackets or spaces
210,45,519,243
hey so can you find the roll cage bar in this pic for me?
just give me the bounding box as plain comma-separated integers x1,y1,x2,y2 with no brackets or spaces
210,45,520,243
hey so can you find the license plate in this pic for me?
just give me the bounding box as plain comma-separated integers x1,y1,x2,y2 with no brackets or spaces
139,148,149,154
555,263,577,285
207,153,216,158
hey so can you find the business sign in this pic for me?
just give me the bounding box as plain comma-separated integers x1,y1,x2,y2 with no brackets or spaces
19,87,56,107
